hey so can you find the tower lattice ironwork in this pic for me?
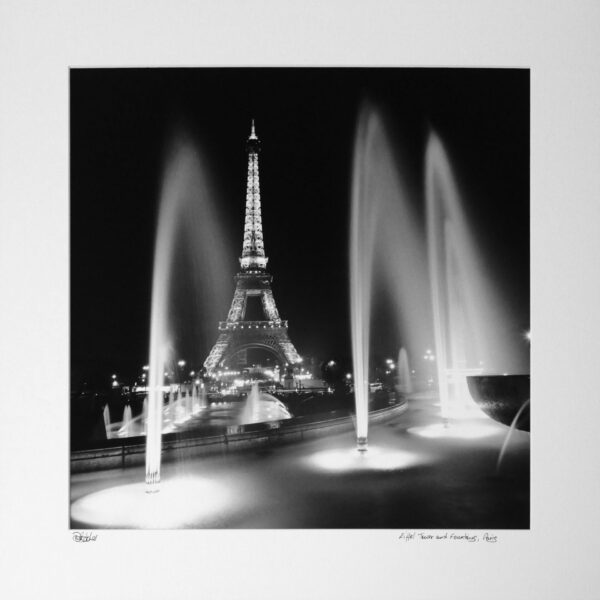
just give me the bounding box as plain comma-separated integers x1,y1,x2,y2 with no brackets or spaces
203,121,302,373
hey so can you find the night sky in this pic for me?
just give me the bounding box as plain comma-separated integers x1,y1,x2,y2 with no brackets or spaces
70,68,529,388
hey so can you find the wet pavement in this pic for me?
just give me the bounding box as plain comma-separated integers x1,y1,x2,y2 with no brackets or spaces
70,392,529,529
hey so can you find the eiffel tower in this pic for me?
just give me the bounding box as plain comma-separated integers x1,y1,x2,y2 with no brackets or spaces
203,121,302,374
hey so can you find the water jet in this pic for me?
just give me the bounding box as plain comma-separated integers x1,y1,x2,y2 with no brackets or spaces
425,131,528,422
145,129,232,492
349,103,430,450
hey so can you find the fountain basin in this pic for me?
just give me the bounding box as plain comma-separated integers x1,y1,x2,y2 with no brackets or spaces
466,375,530,431
71,401,408,473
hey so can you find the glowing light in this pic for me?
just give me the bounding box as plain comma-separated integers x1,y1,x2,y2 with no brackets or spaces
346,373,352,379
70,477,233,529
307,446,421,473
524,330,531,342
143,365,149,371
178,360,186,367
407,421,500,440
327,360,336,367
112,374,117,379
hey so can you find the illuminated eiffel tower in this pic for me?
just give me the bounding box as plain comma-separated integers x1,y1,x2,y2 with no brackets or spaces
203,121,302,374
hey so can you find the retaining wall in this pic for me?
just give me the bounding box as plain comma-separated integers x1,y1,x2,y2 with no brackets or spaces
71,402,407,473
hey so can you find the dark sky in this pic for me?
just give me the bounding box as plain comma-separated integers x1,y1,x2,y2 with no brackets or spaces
71,68,529,387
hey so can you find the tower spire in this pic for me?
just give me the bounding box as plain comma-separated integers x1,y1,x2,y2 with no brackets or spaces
203,123,302,374
240,119,267,270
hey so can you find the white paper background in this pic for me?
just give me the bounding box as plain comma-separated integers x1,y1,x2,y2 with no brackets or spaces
1,1,599,598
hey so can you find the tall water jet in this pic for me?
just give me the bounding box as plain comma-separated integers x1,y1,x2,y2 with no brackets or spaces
349,103,431,451
103,404,111,439
396,347,412,395
425,131,526,422
167,387,175,424
185,386,193,418
192,384,200,414
146,209,175,491
175,386,184,423
121,404,132,437
145,127,233,492
349,111,374,451
142,396,148,434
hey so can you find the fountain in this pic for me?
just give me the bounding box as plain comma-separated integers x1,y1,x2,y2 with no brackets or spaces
145,128,233,492
425,131,528,423
120,404,132,437
200,383,208,409
349,104,528,442
167,388,175,424
239,382,292,425
467,374,530,431
71,84,530,530
102,404,111,438
175,386,185,424
142,396,148,433
192,384,200,414
396,347,413,395
349,103,431,451
186,385,192,417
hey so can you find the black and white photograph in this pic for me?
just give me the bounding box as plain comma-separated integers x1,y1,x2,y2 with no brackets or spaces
70,68,530,529
2,1,600,599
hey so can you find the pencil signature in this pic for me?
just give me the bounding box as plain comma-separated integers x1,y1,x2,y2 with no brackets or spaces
72,531,98,542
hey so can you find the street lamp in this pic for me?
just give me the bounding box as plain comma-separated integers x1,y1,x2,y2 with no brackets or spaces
177,360,186,384
424,349,436,386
